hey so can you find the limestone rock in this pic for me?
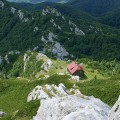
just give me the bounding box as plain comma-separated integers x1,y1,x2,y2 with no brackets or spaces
109,96,120,120
18,10,24,20
0,1,4,8
11,7,16,14
27,83,68,102
52,42,69,59
69,20,85,36
17,10,29,22
47,32,56,42
33,27,39,32
27,86,49,102
4,55,9,64
42,7,61,16
28,83,111,120
33,95,110,120
36,53,47,61
41,59,52,71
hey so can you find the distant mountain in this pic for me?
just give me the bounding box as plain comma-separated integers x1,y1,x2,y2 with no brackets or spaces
100,9,120,28
69,0,120,16
7,0,120,17
7,0,71,3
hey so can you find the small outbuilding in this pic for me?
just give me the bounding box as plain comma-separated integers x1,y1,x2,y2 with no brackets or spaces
67,61,84,77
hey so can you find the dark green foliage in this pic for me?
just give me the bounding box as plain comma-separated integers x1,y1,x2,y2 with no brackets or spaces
100,9,120,28
0,0,120,61
69,0,120,16
16,100,40,119
38,74,72,89
0,79,40,120
77,77,120,106
78,58,120,77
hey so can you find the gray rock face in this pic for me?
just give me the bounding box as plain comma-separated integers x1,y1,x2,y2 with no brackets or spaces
52,42,69,59
31,83,111,120
18,10,24,20
11,7,16,14
17,10,29,22
42,7,61,16
33,95,110,120
109,96,120,120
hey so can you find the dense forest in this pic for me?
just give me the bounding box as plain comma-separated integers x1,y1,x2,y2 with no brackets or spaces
0,0,120,61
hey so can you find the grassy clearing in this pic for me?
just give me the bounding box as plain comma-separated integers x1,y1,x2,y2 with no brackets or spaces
0,74,71,120
35,60,68,78
0,79,40,120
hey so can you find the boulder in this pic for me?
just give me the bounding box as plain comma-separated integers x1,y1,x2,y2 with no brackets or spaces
71,76,80,82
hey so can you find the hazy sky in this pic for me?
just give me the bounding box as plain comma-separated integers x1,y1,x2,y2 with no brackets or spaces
7,0,70,3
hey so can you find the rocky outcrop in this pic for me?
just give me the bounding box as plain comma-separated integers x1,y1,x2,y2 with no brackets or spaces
109,96,120,120
41,59,52,71
47,32,57,42
18,10,24,20
40,33,69,59
17,10,29,22
11,7,16,14
4,55,9,64
33,95,110,120
0,1,4,8
33,27,39,32
27,85,49,102
27,84,111,120
50,19,62,30
69,20,85,36
27,83,69,102
42,7,61,16
52,42,69,59
23,53,30,72
36,53,47,61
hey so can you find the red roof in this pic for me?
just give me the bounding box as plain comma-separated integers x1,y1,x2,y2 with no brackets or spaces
67,61,83,74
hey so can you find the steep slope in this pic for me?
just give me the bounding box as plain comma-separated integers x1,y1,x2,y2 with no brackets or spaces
0,0,120,61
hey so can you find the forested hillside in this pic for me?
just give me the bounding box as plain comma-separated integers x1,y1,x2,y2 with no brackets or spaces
0,0,120,61
100,9,120,28
69,0,120,16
